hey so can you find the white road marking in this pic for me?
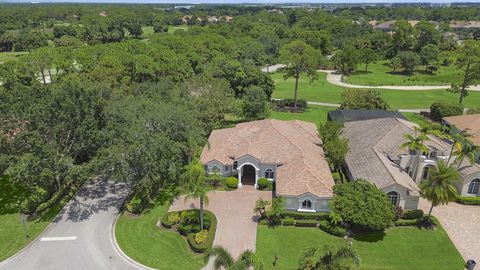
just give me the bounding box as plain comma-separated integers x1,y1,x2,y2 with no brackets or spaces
40,236,77,242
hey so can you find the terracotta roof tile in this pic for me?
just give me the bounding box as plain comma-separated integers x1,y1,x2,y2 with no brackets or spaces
200,119,334,197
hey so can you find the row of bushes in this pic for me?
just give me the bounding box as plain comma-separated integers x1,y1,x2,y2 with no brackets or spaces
395,216,439,227
456,196,480,205
280,211,329,221
401,209,424,220
271,99,308,110
279,217,347,237
206,175,238,190
161,210,217,253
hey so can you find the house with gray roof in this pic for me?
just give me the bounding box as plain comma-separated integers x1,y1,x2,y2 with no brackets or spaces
336,110,480,210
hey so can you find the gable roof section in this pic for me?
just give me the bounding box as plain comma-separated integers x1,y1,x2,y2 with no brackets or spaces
443,114,480,147
200,119,334,197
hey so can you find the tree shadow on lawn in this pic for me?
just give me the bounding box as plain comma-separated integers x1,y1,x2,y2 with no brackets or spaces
352,231,386,242
350,70,373,75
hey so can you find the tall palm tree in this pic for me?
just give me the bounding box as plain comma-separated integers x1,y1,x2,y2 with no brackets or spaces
297,245,360,270
401,131,429,180
447,129,471,164
420,160,461,217
455,141,479,169
204,246,264,270
180,159,210,230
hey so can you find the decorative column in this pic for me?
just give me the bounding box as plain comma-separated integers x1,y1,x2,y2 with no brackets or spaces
238,166,243,187
254,168,259,189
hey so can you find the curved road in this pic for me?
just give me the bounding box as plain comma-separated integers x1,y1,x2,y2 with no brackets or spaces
0,181,147,270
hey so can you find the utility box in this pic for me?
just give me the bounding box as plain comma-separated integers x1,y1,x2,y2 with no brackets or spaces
467,260,476,270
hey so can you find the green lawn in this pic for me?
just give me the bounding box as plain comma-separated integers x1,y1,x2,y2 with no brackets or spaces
0,175,52,261
168,26,189,34
256,226,464,270
345,60,463,86
271,72,480,109
0,51,27,64
270,105,333,124
141,26,154,38
115,203,205,270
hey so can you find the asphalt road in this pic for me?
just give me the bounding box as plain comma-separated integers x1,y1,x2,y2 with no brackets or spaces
0,181,143,270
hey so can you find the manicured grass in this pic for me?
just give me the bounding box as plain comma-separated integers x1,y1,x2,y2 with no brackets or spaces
168,26,189,34
256,226,464,270
0,175,50,261
141,26,154,37
0,51,27,64
115,203,205,270
270,105,333,124
271,72,480,109
345,60,463,86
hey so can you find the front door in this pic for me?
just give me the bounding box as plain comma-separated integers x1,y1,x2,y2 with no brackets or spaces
242,165,256,186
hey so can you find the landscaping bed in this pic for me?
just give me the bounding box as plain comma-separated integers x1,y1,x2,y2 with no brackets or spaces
115,203,205,270
161,209,217,253
456,196,480,205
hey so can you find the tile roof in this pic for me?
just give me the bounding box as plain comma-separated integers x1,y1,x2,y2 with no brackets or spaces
200,119,334,197
443,114,480,147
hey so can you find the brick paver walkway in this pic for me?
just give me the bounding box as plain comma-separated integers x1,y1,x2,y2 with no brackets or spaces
419,198,480,263
169,186,271,270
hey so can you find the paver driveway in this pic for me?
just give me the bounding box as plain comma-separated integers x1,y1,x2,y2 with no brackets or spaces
169,186,271,269
419,198,480,263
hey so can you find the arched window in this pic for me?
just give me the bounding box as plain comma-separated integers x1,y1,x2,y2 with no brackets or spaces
211,166,220,174
387,191,399,206
264,169,274,179
468,179,480,195
301,199,312,210
422,165,435,181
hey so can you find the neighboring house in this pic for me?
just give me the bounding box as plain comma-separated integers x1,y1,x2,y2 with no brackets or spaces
449,21,480,30
200,119,334,213
443,114,480,148
330,110,480,210
207,16,219,23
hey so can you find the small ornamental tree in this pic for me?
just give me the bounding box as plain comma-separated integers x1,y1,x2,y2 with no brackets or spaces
330,180,395,232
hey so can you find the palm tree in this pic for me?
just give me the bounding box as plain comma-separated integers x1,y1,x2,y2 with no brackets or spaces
297,245,360,270
447,129,471,164
204,246,264,270
254,198,270,219
401,131,429,180
455,141,479,169
180,159,210,230
420,160,461,217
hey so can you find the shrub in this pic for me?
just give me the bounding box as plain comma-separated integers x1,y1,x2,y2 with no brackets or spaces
207,174,225,189
194,230,208,244
466,108,480,115
126,196,143,214
318,220,347,237
271,99,307,109
281,211,329,221
20,186,48,214
330,179,395,232
294,219,318,227
456,196,480,205
401,209,424,220
177,224,192,235
394,219,421,226
430,101,463,121
161,212,176,228
225,177,239,189
282,218,295,226
180,210,199,224
257,178,269,190
332,172,341,183
258,219,269,225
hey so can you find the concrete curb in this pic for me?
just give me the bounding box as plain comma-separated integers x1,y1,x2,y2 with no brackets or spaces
110,212,157,270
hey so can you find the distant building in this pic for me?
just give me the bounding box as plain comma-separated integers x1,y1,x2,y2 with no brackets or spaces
207,16,219,23
99,11,108,17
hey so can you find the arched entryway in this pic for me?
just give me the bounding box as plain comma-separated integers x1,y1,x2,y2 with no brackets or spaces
241,165,256,186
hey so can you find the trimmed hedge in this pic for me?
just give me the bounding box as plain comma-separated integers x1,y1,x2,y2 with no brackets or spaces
281,211,329,221
272,99,308,109
430,101,463,121
401,210,424,220
294,219,318,227
282,218,295,226
187,211,217,253
257,178,269,190
456,196,480,205
395,218,421,226
258,219,269,225
225,177,239,189
318,220,347,237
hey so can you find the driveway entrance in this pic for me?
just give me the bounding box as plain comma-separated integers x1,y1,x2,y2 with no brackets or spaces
169,187,271,270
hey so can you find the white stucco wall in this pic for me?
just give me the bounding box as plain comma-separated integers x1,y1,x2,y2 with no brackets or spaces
283,193,330,213
382,184,419,210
